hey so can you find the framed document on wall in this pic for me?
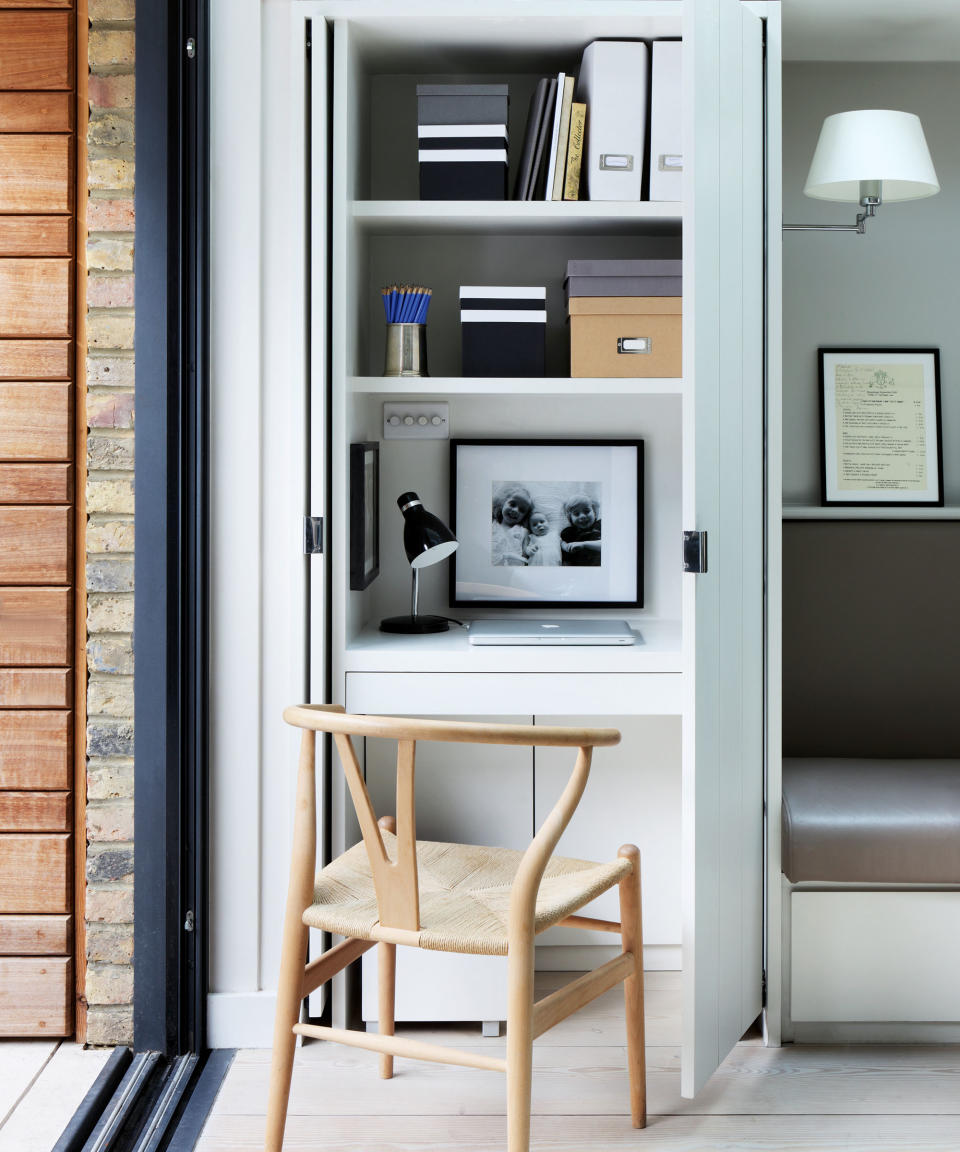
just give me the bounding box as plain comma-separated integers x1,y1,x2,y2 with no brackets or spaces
819,348,943,506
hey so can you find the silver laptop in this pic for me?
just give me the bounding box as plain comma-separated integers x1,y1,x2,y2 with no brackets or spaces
468,619,636,646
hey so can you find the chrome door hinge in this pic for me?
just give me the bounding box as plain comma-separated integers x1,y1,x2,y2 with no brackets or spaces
304,516,324,555
682,530,707,573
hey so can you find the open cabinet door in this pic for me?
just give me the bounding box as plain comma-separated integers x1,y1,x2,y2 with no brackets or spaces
682,0,765,1097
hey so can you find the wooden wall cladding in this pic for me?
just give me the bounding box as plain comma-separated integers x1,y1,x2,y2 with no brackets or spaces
0,136,71,213
0,956,71,1035
0,791,70,831
0,13,72,90
0,914,71,956
0,588,71,665
0,834,70,913
0,217,72,257
0,259,72,336
0,463,72,503
0,710,71,788
0,669,71,708
0,340,71,382
0,91,72,133
0,507,71,583
0,383,72,459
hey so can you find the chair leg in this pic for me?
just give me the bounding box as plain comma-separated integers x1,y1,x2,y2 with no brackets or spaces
506,935,535,1152
618,844,646,1129
265,919,308,1152
378,942,396,1079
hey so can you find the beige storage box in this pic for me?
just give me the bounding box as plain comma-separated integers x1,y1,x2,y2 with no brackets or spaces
568,296,681,378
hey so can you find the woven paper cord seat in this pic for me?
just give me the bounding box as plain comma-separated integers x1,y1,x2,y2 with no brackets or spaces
303,830,632,956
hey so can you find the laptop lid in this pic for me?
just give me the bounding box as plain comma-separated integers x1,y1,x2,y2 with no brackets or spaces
467,618,636,645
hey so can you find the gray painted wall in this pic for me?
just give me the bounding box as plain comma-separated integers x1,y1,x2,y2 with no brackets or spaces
783,63,960,504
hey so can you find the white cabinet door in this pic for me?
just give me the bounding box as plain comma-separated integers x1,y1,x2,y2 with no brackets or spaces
533,715,681,966
683,0,765,1097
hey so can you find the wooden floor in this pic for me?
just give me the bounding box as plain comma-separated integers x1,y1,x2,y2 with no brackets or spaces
198,971,960,1151
0,1041,110,1152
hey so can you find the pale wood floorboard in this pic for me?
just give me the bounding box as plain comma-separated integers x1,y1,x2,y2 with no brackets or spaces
0,1042,57,1128
198,971,960,1151
0,1043,111,1152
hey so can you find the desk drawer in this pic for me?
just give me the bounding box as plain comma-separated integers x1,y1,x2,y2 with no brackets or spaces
345,671,682,715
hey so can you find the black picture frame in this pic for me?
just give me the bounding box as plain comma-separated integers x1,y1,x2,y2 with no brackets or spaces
819,347,944,507
350,442,380,590
449,438,644,609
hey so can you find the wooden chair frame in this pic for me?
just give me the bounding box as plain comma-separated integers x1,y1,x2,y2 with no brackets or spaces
266,704,646,1152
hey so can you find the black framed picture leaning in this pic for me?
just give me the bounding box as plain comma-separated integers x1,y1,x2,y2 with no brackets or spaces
449,439,644,609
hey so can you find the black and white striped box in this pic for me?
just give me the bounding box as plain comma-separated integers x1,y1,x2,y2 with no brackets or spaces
418,124,508,201
459,286,546,377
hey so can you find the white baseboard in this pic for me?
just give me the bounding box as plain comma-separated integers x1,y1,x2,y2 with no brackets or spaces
534,944,680,971
207,991,277,1049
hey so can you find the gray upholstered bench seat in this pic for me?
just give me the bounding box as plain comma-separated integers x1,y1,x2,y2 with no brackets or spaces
782,758,960,884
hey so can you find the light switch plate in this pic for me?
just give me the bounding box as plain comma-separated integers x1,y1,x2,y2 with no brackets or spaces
383,401,450,440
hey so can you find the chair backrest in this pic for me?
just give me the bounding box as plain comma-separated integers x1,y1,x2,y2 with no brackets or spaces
283,705,620,933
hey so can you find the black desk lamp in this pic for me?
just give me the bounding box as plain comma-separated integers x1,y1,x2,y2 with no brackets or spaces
379,492,458,634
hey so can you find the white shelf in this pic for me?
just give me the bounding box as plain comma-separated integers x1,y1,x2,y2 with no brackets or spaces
783,504,960,521
343,618,682,675
348,375,683,396
350,200,683,236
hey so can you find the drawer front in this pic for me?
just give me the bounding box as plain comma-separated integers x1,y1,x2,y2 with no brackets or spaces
0,13,72,90
0,956,72,1036
0,833,70,912
0,588,71,664
0,340,71,381
0,791,70,831
0,711,71,788
0,216,72,258
0,668,71,708
0,464,72,504
0,91,72,133
0,913,70,956
0,383,71,459
0,506,71,584
0,259,72,337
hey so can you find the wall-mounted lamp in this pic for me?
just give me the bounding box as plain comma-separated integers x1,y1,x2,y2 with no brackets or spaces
784,109,939,235
380,491,458,634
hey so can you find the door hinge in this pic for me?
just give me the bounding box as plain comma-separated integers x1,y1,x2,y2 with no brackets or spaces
682,530,707,573
304,516,324,555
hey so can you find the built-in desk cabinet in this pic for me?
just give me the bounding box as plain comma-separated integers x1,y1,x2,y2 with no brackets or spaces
207,0,780,1093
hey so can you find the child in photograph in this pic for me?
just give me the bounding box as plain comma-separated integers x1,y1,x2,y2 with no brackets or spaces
560,494,602,566
491,483,533,565
523,509,562,566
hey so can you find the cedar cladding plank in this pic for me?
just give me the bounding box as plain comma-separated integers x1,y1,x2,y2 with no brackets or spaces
0,341,71,381
0,92,72,133
0,464,72,503
0,711,71,788
0,834,71,913
0,956,72,1036
0,588,71,665
0,383,71,459
0,137,71,214
0,13,72,90
0,217,72,258
0,506,71,584
0,791,70,831
0,260,72,337
0,669,71,708
0,914,71,956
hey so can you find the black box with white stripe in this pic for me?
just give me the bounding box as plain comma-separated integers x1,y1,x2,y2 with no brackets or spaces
460,287,546,377
417,84,508,201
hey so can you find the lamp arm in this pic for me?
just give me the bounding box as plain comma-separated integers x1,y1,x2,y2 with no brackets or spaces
783,189,880,236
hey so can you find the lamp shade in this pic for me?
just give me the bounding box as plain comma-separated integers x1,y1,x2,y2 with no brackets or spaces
397,492,458,569
803,110,939,203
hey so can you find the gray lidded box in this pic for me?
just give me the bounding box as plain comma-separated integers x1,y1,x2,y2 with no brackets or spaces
564,258,683,299
417,83,509,126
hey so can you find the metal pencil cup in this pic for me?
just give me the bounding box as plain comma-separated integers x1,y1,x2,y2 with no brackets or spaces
383,323,428,377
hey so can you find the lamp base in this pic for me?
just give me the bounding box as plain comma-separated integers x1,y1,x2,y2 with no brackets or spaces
379,614,450,635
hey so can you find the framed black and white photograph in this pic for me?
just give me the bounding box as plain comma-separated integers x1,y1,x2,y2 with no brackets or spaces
350,442,380,590
820,348,943,506
449,439,643,608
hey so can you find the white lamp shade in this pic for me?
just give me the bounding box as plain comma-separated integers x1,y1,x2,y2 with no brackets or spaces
804,110,939,203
